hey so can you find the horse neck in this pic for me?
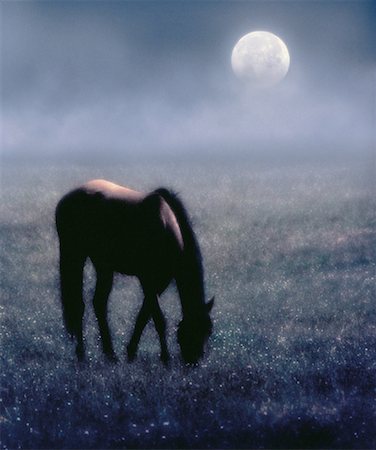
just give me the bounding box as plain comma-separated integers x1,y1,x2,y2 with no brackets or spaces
176,256,206,320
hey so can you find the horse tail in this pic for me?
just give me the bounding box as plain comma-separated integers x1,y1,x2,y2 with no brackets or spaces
154,188,203,274
55,196,86,337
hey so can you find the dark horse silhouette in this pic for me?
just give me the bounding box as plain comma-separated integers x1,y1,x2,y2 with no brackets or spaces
56,179,214,364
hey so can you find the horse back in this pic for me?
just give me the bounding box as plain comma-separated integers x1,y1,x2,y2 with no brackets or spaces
56,180,184,276
83,179,144,202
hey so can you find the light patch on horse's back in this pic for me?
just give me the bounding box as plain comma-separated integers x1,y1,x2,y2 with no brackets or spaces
83,179,144,202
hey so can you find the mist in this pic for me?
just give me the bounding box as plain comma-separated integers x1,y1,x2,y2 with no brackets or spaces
1,1,375,161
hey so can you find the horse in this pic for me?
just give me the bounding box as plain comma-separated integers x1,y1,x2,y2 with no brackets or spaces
55,179,214,364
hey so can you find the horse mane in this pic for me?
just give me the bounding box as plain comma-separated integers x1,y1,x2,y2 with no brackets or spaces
154,188,203,279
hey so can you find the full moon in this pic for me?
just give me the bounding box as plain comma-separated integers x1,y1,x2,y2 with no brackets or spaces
231,31,290,87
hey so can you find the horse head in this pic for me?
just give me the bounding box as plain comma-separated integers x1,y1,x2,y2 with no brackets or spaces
177,297,214,364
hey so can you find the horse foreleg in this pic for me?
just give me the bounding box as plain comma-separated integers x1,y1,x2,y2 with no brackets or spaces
150,296,169,365
93,268,117,362
127,298,151,362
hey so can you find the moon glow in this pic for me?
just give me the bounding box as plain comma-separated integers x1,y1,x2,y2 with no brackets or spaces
231,31,290,87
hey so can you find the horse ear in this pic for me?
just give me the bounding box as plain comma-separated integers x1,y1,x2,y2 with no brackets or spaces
206,296,215,312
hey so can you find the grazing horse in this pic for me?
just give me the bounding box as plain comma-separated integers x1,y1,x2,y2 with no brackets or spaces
55,179,214,364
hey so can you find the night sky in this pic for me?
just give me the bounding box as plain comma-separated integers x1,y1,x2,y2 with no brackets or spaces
1,1,375,160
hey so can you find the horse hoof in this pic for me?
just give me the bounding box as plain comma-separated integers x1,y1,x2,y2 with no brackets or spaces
127,345,137,362
161,352,170,366
127,353,136,363
106,352,118,364
76,347,84,362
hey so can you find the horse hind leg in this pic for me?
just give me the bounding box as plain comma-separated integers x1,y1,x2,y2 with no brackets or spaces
150,295,169,365
92,266,117,362
59,245,86,361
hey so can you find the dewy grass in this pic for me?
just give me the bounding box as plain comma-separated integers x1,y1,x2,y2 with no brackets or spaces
1,158,375,449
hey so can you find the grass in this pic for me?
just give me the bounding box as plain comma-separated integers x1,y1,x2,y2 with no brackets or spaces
1,156,375,449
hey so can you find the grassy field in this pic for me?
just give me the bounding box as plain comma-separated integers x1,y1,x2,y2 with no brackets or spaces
1,157,375,449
